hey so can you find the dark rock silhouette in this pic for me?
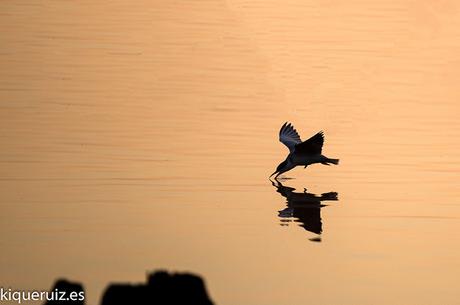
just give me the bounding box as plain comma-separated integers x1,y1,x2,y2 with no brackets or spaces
102,271,214,305
44,279,85,305
44,271,214,305
272,180,338,240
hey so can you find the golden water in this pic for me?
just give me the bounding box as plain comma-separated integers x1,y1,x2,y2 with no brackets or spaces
1,1,460,304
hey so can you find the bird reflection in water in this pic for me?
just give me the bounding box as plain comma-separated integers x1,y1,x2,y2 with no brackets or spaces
271,180,338,242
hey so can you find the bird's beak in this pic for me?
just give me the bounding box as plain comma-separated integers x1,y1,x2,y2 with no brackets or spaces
269,170,278,178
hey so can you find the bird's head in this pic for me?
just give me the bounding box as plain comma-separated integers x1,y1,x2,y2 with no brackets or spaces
270,160,288,178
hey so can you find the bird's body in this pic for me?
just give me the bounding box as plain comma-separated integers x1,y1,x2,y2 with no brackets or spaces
271,122,339,179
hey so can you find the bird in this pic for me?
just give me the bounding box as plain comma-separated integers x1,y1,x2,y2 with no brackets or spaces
270,122,339,179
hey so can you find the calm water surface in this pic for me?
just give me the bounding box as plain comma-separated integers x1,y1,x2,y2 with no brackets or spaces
1,1,460,304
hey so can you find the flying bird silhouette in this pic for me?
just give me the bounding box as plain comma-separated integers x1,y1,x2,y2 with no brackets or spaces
270,122,339,179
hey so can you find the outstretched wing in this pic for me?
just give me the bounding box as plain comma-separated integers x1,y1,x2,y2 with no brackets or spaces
295,131,324,155
279,122,302,153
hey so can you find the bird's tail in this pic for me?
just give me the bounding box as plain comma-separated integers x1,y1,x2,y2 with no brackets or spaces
328,158,339,165
322,158,339,165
